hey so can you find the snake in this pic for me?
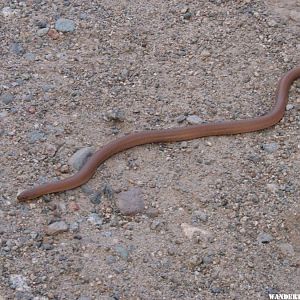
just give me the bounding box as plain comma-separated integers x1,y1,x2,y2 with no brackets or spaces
17,65,300,201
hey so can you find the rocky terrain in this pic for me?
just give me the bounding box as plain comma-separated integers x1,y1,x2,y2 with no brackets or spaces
0,0,299,299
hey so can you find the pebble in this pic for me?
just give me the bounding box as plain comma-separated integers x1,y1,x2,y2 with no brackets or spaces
87,213,103,226
106,255,117,265
104,109,125,122
69,222,80,232
60,164,69,173
116,187,145,216
9,274,31,292
103,184,114,199
266,183,278,193
261,143,278,153
145,208,160,218
176,115,186,123
150,219,163,230
203,254,214,264
69,201,80,212
200,49,211,58
81,185,94,195
211,287,222,294
181,141,188,148
192,210,208,223
90,192,102,204
37,27,49,37
267,19,277,27
1,93,14,104
278,243,294,257
24,53,36,61
69,147,94,170
47,29,60,40
42,84,54,92
44,143,57,157
46,221,69,235
27,106,36,114
183,11,192,20
115,244,129,261
0,111,8,119
36,20,48,28
186,115,204,125
55,18,75,32
102,231,112,237
247,154,260,163
10,42,25,55
286,104,294,111
42,243,54,251
257,232,273,244
2,7,14,17
79,13,88,20
187,255,203,269
181,223,213,241
27,130,46,144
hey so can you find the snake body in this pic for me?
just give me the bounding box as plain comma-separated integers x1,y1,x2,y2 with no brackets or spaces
17,66,300,201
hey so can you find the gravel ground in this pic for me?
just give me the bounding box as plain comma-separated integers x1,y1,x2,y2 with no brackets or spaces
1,0,300,299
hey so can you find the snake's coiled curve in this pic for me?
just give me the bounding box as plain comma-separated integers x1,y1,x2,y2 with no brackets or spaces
17,66,300,201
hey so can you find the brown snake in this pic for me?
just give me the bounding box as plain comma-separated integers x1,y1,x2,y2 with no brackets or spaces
17,66,300,201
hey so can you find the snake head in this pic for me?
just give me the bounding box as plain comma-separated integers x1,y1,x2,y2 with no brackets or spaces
17,190,32,202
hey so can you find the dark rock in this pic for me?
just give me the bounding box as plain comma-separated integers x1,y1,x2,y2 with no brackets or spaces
103,184,114,199
183,12,192,20
90,192,102,204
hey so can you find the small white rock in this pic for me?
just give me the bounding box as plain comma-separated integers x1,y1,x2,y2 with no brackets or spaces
201,49,211,58
181,223,213,241
10,274,31,292
186,115,204,125
2,7,14,17
266,183,278,193
37,27,49,37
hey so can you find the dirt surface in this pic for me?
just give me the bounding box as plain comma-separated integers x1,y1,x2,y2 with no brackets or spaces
1,0,300,299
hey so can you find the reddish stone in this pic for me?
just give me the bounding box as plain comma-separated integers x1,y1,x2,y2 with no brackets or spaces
48,29,60,40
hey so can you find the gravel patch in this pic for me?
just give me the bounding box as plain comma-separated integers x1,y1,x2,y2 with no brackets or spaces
1,0,300,299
